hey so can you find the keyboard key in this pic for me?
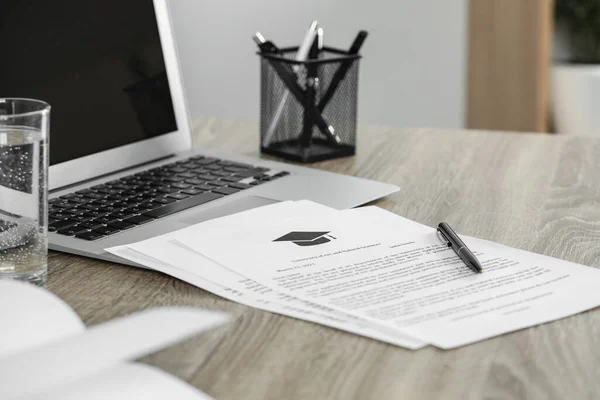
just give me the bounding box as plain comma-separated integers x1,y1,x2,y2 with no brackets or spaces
97,188,122,195
205,164,223,171
194,157,218,165
108,221,135,230
185,179,207,186
197,174,218,181
92,215,120,225
229,182,252,190
75,189,94,195
144,192,223,219
76,231,105,241
234,169,268,178
49,212,72,220
124,215,155,225
194,184,214,191
80,220,106,230
212,171,231,177
111,184,134,190
109,212,135,220
165,177,185,183
158,187,178,194
168,167,187,173
222,161,255,169
180,163,198,169
125,206,147,214
128,196,149,204
148,181,165,188
192,168,210,175
56,225,89,236
53,202,75,209
206,181,226,187
84,210,109,218
94,226,121,235
212,187,241,195
167,193,190,200
49,219,79,231
100,205,124,213
223,166,246,173
221,176,244,183
178,172,197,179
181,188,204,195
171,182,192,189
83,193,107,200
146,202,164,211
71,214,93,223
68,197,90,204
80,204,99,211
156,197,176,205
92,199,113,206
107,202,127,210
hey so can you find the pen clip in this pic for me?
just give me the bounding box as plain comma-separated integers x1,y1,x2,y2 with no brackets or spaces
437,228,452,247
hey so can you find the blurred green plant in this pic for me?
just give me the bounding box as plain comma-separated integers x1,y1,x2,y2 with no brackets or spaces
556,0,600,63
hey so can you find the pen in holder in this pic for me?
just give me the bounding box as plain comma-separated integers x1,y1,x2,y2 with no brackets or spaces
258,45,360,163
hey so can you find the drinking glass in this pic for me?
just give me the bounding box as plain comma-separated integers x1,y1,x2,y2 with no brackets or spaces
0,99,50,285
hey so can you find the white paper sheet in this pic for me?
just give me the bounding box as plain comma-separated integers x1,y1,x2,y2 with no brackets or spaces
106,201,427,349
0,308,230,399
14,363,214,400
0,280,85,358
177,202,600,349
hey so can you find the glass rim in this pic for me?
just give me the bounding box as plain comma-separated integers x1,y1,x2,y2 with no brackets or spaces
0,98,51,120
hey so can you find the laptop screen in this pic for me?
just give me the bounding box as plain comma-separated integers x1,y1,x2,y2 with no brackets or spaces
0,0,178,166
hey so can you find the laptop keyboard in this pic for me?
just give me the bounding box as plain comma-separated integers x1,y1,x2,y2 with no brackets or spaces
49,155,289,241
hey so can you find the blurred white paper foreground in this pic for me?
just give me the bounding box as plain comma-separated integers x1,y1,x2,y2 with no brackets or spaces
0,280,229,400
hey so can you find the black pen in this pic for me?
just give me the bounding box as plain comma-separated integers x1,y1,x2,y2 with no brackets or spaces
318,30,368,113
252,32,280,54
437,222,483,273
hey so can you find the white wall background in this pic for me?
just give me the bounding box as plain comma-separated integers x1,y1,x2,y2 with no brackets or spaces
168,0,468,128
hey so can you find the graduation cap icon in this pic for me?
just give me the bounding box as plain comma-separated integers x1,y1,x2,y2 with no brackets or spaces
273,231,336,247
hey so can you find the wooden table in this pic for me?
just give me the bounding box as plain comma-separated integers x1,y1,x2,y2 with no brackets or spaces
47,117,600,400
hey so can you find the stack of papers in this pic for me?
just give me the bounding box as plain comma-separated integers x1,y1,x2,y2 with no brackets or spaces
108,201,600,349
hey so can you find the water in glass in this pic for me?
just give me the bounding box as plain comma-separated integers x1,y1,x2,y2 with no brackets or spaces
0,128,47,285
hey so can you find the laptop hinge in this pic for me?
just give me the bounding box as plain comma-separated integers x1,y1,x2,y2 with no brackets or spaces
50,154,176,194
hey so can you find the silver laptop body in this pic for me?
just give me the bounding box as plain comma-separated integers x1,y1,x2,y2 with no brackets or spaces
6,0,398,267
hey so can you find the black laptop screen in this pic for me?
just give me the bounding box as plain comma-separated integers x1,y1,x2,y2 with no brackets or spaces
0,0,178,165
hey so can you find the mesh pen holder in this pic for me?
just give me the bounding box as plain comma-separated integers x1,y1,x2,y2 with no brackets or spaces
259,46,360,163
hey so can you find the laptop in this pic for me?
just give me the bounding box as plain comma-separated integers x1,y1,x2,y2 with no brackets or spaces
1,0,398,267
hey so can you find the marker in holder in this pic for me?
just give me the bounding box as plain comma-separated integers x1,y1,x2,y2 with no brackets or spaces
258,46,360,163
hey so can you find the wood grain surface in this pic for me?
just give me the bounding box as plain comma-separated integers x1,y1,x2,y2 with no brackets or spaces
46,117,600,400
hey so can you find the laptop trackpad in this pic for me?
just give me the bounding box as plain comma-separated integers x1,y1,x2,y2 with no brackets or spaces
178,196,280,226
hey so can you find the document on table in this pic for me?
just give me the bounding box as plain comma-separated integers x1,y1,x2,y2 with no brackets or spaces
106,201,427,350
176,203,600,349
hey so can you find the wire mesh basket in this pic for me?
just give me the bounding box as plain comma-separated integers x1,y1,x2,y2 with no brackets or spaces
259,46,360,162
